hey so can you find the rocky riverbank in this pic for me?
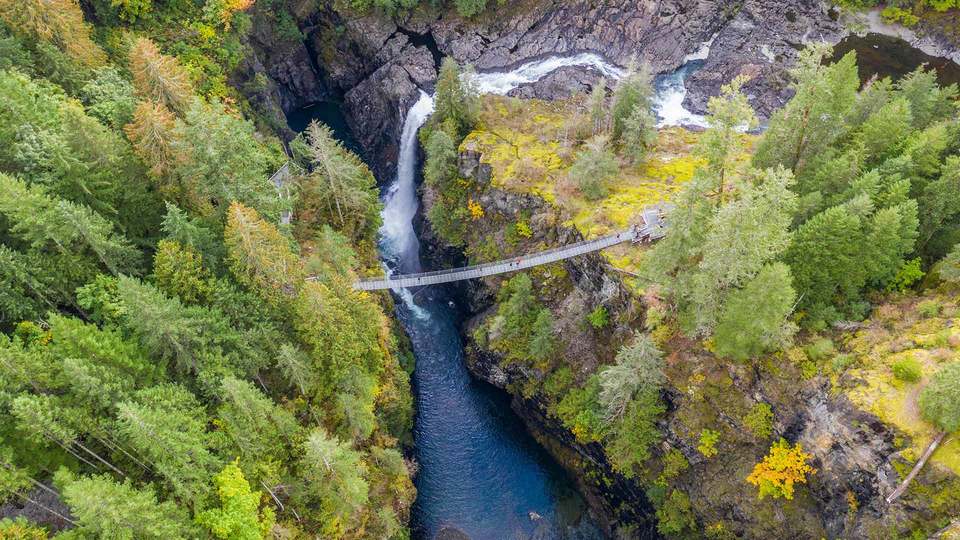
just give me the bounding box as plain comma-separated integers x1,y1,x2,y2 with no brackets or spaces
240,0,855,181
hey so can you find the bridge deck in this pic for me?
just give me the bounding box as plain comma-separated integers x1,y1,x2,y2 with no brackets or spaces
354,206,667,291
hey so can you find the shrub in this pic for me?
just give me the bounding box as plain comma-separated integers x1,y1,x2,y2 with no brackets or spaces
657,449,689,486
892,356,923,383
917,299,942,318
806,338,835,361
743,403,774,440
697,429,720,457
655,489,697,537
831,353,857,373
746,438,816,500
918,362,960,432
587,306,609,329
887,258,924,292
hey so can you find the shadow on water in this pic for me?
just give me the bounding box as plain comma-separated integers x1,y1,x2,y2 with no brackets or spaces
832,33,960,86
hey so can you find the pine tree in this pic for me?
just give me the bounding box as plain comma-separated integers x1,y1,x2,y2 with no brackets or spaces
55,469,198,539
713,262,797,361
598,332,665,421
610,61,653,144
128,37,194,113
125,100,180,180
753,45,860,179
0,174,142,277
569,135,618,200
216,377,300,479
433,57,479,137
918,362,960,433
858,97,913,165
0,0,107,67
587,77,608,134
301,121,381,242
172,99,279,221
297,428,369,535
225,202,304,306
697,75,758,200
896,66,959,129
784,203,866,321
115,385,221,504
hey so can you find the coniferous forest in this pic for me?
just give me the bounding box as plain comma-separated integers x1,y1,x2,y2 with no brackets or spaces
4,0,960,539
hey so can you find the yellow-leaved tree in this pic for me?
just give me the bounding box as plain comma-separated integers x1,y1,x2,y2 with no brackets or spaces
128,37,194,113
0,0,106,67
746,438,816,500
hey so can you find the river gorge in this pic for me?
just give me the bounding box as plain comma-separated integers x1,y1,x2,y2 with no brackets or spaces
250,2,960,538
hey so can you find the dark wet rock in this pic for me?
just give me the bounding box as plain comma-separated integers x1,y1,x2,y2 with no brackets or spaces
0,482,72,534
343,45,437,180
682,0,845,118
506,66,607,100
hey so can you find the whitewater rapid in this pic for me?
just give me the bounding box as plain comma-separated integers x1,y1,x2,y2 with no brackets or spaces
376,50,709,539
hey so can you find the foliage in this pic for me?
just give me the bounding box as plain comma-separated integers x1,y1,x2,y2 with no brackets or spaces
919,362,960,432
598,332,665,421
746,438,816,500
610,61,654,144
697,429,720,458
55,468,199,539
487,273,557,367
0,0,107,67
712,262,797,361
0,518,47,540
605,388,666,476
556,375,606,443
892,356,923,383
655,489,697,537
196,460,275,540
433,57,479,138
586,305,609,329
569,135,618,200
128,37,194,113
299,121,381,243
743,402,774,440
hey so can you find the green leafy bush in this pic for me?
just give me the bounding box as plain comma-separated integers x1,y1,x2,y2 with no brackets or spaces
743,403,774,440
587,306,609,329
892,356,923,383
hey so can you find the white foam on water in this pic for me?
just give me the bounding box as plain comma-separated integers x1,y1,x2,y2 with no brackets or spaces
469,52,626,95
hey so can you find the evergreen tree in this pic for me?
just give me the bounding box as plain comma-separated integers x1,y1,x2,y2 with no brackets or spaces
296,428,369,536
433,57,479,137
569,135,618,200
225,202,304,306
919,362,960,433
713,263,797,361
753,45,860,180
128,37,193,113
784,203,866,321
587,77,608,134
216,377,300,480
115,384,222,504
125,100,180,180
610,61,653,144
301,121,381,242
172,99,280,221
598,332,664,421
0,0,106,67
55,469,199,539
896,66,959,129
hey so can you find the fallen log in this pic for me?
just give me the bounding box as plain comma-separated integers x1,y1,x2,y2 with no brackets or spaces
886,430,948,504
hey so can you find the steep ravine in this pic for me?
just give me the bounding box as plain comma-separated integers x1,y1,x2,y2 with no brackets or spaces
236,2,960,538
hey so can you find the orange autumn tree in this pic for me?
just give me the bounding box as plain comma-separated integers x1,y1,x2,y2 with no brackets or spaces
746,438,816,500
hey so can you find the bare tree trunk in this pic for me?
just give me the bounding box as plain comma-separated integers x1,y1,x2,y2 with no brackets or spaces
887,430,947,504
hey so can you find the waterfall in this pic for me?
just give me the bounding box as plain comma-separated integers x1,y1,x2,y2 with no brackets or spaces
376,50,708,540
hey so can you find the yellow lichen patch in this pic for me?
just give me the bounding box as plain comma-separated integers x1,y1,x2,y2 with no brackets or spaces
845,294,960,475
465,95,723,276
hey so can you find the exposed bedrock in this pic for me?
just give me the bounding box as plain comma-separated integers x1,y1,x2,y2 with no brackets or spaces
242,0,852,181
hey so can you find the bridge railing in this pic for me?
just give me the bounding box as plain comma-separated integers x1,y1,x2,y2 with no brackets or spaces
356,228,634,286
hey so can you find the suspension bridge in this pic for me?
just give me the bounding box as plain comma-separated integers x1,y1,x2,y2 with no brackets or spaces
353,206,670,291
